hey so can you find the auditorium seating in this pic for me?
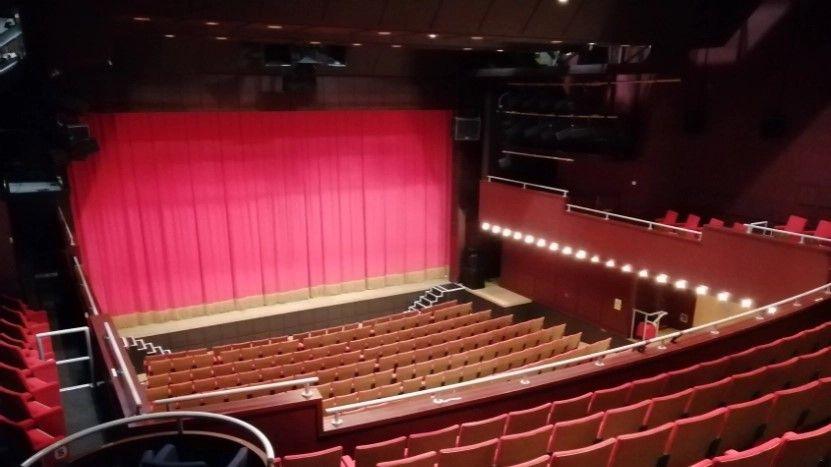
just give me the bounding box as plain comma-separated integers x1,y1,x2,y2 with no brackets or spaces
775,215,808,234
273,319,831,466
0,297,64,461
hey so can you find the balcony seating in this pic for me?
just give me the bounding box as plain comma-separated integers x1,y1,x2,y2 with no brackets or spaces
805,219,831,239
549,438,615,467
657,210,679,225
437,438,498,466
0,415,61,460
706,218,725,228
0,386,65,436
377,451,437,467
775,215,808,234
665,408,726,467
278,446,343,467
341,435,407,467
406,424,459,456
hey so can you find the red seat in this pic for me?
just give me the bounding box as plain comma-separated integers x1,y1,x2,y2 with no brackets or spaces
627,373,668,404
803,376,831,427
457,413,507,447
764,382,819,441
496,424,553,466
504,454,550,467
598,400,650,440
549,412,603,452
644,388,692,429
0,306,49,334
0,386,65,436
550,438,616,467
791,347,831,386
805,219,831,239
608,422,672,467
680,214,702,229
549,393,591,423
665,364,703,394
775,215,807,234
657,210,679,224
504,403,551,435
723,367,768,405
438,438,498,467
406,424,459,456
377,451,437,467
707,218,726,228
0,340,58,383
344,436,407,467
772,424,831,466
710,438,781,466
589,383,632,413
665,408,727,467
0,362,60,406
718,394,775,454
279,446,343,467
0,415,60,459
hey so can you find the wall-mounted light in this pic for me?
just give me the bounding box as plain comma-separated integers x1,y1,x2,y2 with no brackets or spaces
590,255,600,263
655,273,669,284
491,225,501,234
536,239,547,248
605,259,616,268
575,250,587,260
524,235,535,244
502,229,512,237
512,231,522,240
717,291,731,302
695,285,709,295
740,298,753,308
562,246,573,256
548,242,559,252
481,222,491,231
638,269,649,278
674,279,688,290
621,264,633,273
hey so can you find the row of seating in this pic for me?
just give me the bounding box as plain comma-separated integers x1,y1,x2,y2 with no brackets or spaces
774,214,831,238
146,309,499,385
659,210,831,241
273,319,831,465
276,344,831,466
691,423,831,467
146,300,464,366
0,296,65,462
145,303,477,376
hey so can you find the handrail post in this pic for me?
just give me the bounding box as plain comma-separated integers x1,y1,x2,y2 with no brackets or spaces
331,411,343,426
301,382,312,399
519,375,531,385
709,325,720,335
593,355,606,367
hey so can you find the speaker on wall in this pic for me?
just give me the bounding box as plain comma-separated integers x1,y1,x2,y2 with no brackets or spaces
454,117,481,141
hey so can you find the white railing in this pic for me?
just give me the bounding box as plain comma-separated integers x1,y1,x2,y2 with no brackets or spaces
21,411,275,467
35,326,95,392
500,150,576,163
152,376,320,411
73,256,99,316
565,204,702,239
104,321,144,412
744,223,831,245
486,175,569,197
324,282,831,425
57,206,75,247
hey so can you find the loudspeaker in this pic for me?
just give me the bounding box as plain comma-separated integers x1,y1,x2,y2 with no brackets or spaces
454,117,481,141
459,249,485,289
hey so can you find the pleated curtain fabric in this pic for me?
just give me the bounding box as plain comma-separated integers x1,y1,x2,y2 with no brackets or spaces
69,110,452,327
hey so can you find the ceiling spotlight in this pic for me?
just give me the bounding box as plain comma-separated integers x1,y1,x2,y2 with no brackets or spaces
695,285,709,295
309,41,321,45
352,43,363,47
481,222,491,231
655,273,669,284
163,34,175,38
215,36,228,40
638,269,649,278
674,279,688,290
266,24,283,29
621,264,633,273
133,16,152,22
524,235,535,244
378,31,391,35
575,250,587,260
740,298,753,308
491,225,501,234
428,33,438,39
605,259,616,268
550,40,563,44
717,291,731,302
391,44,402,48
471,36,484,40
562,246,573,256
590,255,600,263
548,242,559,252
463,47,473,51
502,228,512,237
205,21,220,26
512,231,522,240
536,238,547,248
558,0,569,4
496,49,504,52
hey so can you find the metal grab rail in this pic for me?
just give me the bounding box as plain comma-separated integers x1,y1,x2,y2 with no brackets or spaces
153,376,320,411
73,256,99,316
324,281,831,425
486,175,569,197
21,411,275,467
500,150,576,163
743,223,831,245
35,326,95,392
103,321,143,412
565,204,702,238
57,206,75,247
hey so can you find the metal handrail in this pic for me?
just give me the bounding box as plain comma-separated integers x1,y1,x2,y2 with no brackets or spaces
57,206,75,247
104,321,143,411
324,281,831,424
153,376,319,411
486,175,569,197
743,223,831,245
35,326,95,391
21,411,275,467
500,150,576,163
565,204,702,238
73,256,99,316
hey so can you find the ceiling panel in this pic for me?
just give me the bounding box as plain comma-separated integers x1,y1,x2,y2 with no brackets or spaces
479,0,539,36
323,0,387,29
380,0,443,31
431,0,493,34
260,0,329,25
563,0,618,42
523,0,584,39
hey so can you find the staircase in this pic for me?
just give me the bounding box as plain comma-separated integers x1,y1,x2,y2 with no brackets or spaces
408,283,466,311
121,335,170,371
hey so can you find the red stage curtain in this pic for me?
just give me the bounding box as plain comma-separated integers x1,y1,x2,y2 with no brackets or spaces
69,111,451,324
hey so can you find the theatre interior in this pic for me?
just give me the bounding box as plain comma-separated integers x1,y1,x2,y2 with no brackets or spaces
1,0,830,466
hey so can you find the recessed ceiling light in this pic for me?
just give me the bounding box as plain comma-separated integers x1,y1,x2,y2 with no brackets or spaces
463,47,472,51
558,0,569,4
427,33,438,39
391,44,402,48
266,24,282,30
133,16,151,22
496,49,504,52
309,41,321,45
352,42,362,47
163,34,175,38
378,31,391,36
205,21,220,26
471,36,484,40
550,40,563,44
215,36,228,41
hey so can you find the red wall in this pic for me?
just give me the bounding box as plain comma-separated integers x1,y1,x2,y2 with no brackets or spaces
479,181,831,332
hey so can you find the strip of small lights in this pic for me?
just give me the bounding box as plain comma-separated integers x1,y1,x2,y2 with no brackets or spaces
480,220,753,306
